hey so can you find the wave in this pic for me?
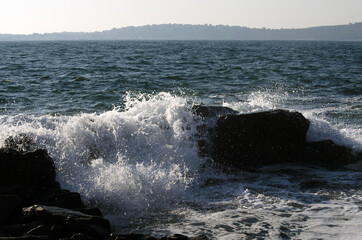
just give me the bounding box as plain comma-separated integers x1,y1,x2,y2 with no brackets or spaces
0,91,361,218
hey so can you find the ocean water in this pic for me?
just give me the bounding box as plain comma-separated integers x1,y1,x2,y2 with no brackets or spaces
0,41,361,239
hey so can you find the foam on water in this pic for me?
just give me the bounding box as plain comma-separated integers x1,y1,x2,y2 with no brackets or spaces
0,92,203,212
0,91,361,239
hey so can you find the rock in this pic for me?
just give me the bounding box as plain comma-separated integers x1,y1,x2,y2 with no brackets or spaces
192,105,238,118
70,233,96,240
211,109,310,169
0,149,56,187
0,235,55,240
41,190,83,209
24,225,51,236
109,233,157,240
192,105,239,158
305,140,357,169
74,208,103,217
191,236,209,240
23,205,110,239
161,234,188,240
0,195,23,225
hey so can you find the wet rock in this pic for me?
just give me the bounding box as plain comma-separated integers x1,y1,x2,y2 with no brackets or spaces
23,205,110,239
70,233,97,240
41,190,83,209
192,105,239,158
191,236,209,240
161,234,188,240
24,225,51,236
0,149,56,187
109,233,157,240
0,195,23,225
305,140,357,169
192,105,238,118
211,109,310,169
74,207,103,217
0,235,55,240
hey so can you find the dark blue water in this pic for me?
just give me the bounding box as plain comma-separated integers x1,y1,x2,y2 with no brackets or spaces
1,41,361,117
0,41,361,239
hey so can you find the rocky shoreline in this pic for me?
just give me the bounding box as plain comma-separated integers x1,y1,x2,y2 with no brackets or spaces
0,108,361,240
0,148,207,240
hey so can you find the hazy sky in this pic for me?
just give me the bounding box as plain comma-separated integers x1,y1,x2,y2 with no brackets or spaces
1,0,362,34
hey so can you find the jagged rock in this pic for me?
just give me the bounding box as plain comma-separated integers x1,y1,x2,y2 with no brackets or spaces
23,205,110,239
192,105,238,118
0,149,56,187
211,109,310,169
305,140,357,169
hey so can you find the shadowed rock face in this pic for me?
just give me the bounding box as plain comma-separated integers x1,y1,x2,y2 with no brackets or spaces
0,148,56,187
211,109,311,169
304,140,358,169
208,109,360,170
192,105,238,118
0,146,205,240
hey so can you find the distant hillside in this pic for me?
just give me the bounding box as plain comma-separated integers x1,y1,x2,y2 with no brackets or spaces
1,23,362,41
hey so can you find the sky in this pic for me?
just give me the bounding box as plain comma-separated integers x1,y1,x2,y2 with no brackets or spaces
1,0,362,34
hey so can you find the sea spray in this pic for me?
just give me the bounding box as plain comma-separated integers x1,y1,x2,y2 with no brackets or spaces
0,91,361,238
0,93,205,214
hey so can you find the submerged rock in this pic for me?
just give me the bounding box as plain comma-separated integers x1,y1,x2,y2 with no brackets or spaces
211,109,310,169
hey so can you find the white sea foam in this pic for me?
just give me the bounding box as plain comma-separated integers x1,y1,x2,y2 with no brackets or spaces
0,92,203,213
0,91,361,239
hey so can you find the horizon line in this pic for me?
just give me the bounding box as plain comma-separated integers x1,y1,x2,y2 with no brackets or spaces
1,22,361,35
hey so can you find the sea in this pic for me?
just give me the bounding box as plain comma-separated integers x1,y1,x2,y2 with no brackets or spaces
0,40,361,239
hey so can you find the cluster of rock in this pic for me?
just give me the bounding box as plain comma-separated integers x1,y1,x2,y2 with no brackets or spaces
193,106,361,170
0,148,205,240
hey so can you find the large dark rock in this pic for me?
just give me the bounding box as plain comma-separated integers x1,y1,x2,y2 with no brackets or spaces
211,109,310,169
0,149,56,187
191,105,239,158
305,140,357,169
